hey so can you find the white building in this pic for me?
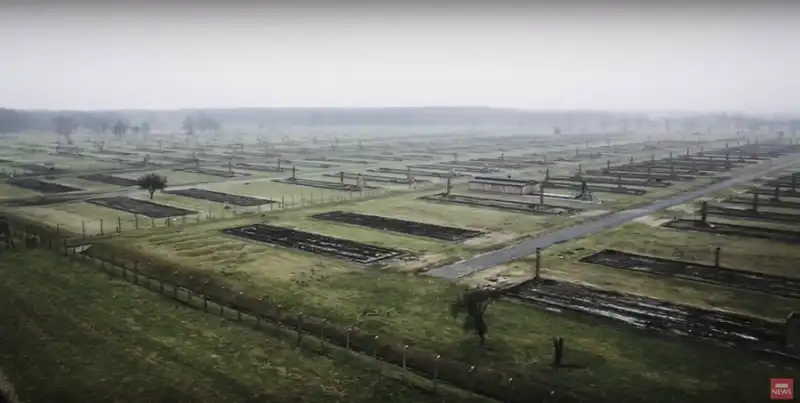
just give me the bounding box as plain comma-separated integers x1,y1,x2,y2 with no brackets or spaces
468,176,537,195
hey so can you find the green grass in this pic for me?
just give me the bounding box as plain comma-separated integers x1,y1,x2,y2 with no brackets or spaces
4,135,797,402
106,191,580,277
0,249,475,403
93,234,799,403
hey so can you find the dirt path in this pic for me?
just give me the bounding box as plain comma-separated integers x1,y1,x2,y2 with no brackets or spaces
424,155,800,279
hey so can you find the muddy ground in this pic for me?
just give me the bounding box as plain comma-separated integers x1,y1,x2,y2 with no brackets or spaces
580,249,800,299
85,196,196,218
9,178,83,194
78,174,138,186
418,193,581,215
221,223,404,263
662,218,800,244
165,188,274,206
311,210,484,241
706,205,800,223
504,279,786,353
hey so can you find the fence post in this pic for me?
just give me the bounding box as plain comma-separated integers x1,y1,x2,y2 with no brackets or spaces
373,336,379,359
320,318,326,350
167,218,171,227
297,313,304,348
196,215,200,223
346,328,352,349
63,238,68,256
151,218,155,228
135,214,139,229
507,378,514,403
82,221,86,239
56,224,61,237
236,292,243,321
402,345,408,376
714,247,721,268
117,216,122,233
100,219,104,235
203,296,208,312
160,279,164,294
433,355,440,391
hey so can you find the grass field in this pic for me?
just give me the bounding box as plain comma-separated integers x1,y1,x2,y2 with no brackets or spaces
90,221,798,403
106,189,581,277
3,133,796,403
0,183,40,199
0,250,480,403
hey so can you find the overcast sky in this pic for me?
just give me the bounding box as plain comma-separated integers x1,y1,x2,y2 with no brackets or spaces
1,1,799,113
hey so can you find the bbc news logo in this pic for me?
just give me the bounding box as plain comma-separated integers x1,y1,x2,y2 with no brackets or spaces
771,378,794,400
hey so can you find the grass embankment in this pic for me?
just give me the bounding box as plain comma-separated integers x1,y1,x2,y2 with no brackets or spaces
0,250,469,403
92,233,799,403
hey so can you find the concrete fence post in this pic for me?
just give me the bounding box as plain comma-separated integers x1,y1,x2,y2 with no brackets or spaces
535,248,542,280
297,313,304,348
237,292,243,321
700,201,708,223
320,318,326,349
100,219,104,235
714,247,721,268
433,355,441,391
402,345,408,376
81,221,86,238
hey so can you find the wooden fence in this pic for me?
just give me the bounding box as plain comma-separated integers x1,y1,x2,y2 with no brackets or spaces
8,228,589,403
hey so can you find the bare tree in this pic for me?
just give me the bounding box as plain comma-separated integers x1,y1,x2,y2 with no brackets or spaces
52,116,78,144
111,120,128,138
450,288,499,345
182,116,195,136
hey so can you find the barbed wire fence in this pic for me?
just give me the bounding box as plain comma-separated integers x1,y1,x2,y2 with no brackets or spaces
6,224,584,403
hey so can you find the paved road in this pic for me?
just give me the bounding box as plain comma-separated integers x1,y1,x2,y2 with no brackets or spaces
424,156,800,279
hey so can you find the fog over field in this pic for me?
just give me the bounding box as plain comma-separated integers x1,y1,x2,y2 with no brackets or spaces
1,0,799,114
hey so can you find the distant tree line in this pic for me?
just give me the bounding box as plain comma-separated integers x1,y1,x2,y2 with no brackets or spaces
2,106,800,138
0,108,221,144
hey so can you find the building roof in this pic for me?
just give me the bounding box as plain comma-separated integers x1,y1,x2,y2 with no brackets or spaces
470,176,537,186
469,179,532,187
